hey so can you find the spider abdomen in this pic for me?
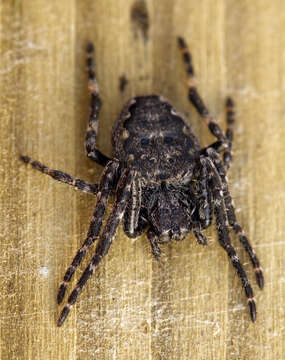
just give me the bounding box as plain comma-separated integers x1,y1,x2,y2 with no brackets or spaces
112,95,200,182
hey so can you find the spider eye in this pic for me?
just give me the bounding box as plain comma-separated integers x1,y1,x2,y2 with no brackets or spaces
140,137,150,146
164,136,174,144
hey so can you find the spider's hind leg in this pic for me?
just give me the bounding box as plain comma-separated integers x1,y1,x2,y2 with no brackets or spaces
85,43,111,167
206,148,264,289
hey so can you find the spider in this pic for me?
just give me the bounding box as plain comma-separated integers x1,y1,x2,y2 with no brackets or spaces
20,37,264,327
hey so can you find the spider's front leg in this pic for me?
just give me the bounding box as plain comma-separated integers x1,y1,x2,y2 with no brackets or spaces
57,160,119,304
57,167,134,326
123,177,143,238
85,43,111,166
201,155,257,322
20,155,98,195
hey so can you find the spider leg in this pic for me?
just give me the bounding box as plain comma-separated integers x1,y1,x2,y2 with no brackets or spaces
205,148,264,289
201,98,235,170
223,97,235,171
123,176,145,238
197,159,212,228
147,229,161,259
201,156,257,322
125,212,148,239
200,141,226,156
177,37,228,145
57,168,134,326
85,43,111,166
20,155,98,195
57,160,119,304
193,228,208,246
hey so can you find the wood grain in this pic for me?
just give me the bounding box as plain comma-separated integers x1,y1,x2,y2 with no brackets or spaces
0,1,284,359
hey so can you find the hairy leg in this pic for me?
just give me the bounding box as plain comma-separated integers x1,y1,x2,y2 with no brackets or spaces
200,97,235,171
201,155,257,322
123,177,146,238
205,148,264,289
57,168,134,326
20,155,98,195
85,43,111,166
223,97,235,170
178,37,228,146
57,160,119,304
147,229,161,259
193,228,208,246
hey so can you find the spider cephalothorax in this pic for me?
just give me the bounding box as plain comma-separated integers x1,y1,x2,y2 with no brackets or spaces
20,38,264,327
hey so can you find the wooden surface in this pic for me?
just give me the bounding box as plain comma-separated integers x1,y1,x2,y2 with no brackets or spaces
1,1,285,359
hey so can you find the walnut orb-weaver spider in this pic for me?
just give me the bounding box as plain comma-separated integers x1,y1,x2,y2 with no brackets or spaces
20,37,264,326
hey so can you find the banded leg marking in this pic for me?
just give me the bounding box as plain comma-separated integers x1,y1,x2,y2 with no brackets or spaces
57,168,134,326
20,155,98,195
85,43,111,166
57,160,119,304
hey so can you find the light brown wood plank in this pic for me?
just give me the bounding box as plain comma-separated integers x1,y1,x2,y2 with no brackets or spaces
0,1,284,359
225,2,285,359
